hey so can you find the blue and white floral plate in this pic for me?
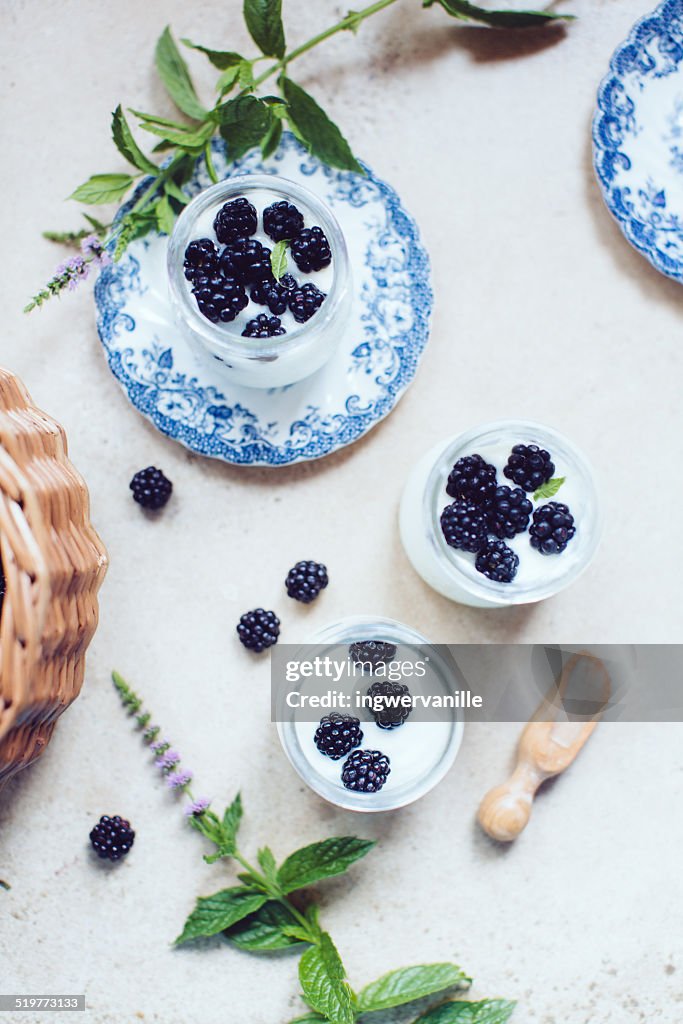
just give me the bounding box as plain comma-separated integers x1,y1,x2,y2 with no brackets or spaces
94,136,432,466
593,0,683,282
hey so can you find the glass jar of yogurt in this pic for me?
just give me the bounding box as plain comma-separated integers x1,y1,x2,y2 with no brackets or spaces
167,174,351,388
399,421,601,608
276,616,464,813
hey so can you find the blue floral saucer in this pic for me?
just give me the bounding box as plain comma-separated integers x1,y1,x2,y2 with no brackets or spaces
593,0,683,283
94,136,432,466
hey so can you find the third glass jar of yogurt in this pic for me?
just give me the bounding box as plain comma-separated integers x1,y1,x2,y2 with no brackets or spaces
399,421,602,608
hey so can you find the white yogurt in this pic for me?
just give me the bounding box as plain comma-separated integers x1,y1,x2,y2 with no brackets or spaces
400,421,602,608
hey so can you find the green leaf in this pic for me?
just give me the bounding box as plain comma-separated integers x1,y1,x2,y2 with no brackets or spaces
261,117,283,159
257,846,279,888
243,0,286,58
221,792,243,848
175,887,267,944
278,837,375,895
226,901,308,951
281,78,363,174
111,105,157,174
140,120,214,150
270,239,288,279
181,39,245,70
414,999,517,1024
42,228,92,246
217,66,242,97
83,213,108,232
423,0,573,27
238,61,255,90
218,95,273,160
299,932,355,1024
164,179,189,206
155,194,175,235
533,476,566,501
155,26,208,120
69,173,134,205
129,108,190,131
357,964,471,1013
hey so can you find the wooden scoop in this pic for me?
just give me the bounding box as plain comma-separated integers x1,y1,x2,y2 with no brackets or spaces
477,652,610,842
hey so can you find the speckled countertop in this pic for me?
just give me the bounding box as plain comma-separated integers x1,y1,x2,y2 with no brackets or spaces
0,1,681,1022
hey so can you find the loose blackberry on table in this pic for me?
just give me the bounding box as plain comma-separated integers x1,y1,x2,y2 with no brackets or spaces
129,466,173,510
213,197,257,244
341,749,391,793
285,560,329,603
192,272,248,323
503,443,555,493
529,502,576,555
183,238,219,282
237,608,280,652
487,485,532,539
250,273,298,315
289,282,326,323
440,499,488,552
349,640,397,670
290,226,332,273
89,815,135,861
475,538,519,584
446,454,497,505
315,713,363,760
219,238,272,285
263,200,305,242
367,680,412,730
242,314,286,339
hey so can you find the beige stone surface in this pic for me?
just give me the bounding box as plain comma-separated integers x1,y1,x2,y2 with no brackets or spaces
0,1,682,1022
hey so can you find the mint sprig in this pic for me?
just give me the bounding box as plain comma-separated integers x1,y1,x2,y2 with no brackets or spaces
533,476,566,501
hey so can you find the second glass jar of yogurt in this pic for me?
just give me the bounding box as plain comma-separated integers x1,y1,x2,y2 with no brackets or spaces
399,421,602,608
167,174,351,388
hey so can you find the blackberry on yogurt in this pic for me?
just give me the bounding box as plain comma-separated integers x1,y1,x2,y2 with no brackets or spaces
213,197,257,243
315,714,363,760
219,238,272,284
250,273,297,315
446,454,497,505
367,681,412,730
290,226,332,273
440,499,488,553
341,749,390,793
349,641,397,670
529,502,576,555
504,444,555,493
475,538,519,584
183,238,218,282
289,282,326,323
242,314,285,338
263,200,305,242
487,486,532,540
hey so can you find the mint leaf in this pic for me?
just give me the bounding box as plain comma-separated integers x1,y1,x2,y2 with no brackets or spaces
69,173,134,205
155,194,175,235
257,846,279,888
140,121,214,150
424,0,573,27
217,66,242,97
533,476,566,501
226,901,307,951
299,932,355,1024
261,117,283,159
278,837,375,894
218,95,273,159
415,999,517,1024
111,105,157,174
281,78,363,174
357,964,471,1013
130,108,190,131
270,239,288,280
181,40,245,70
164,180,189,206
175,887,266,944
221,792,243,848
155,26,207,120
244,0,286,58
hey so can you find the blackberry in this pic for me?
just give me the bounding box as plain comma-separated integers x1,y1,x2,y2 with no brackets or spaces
341,749,390,793
130,466,173,510
529,502,576,555
213,197,257,244
289,282,326,323
349,641,397,671
285,560,329,603
314,713,363,760
192,272,248,323
183,238,219,282
250,273,298,315
446,454,497,505
237,608,280,652
242,314,286,339
89,815,135,861
219,238,272,285
263,200,305,242
440,500,488,553
290,226,332,273
475,538,519,584
367,680,412,730
504,444,555,493
487,485,532,539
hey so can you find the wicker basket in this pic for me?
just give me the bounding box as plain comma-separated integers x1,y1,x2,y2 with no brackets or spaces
0,368,107,788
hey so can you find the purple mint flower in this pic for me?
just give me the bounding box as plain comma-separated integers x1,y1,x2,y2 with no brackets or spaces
167,770,193,790
81,234,111,267
150,739,171,754
185,798,211,817
155,749,180,771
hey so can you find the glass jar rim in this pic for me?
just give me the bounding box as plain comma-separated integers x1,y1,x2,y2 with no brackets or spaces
167,173,350,359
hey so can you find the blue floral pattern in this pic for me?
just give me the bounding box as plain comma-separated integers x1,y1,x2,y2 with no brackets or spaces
593,0,683,282
95,135,432,465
